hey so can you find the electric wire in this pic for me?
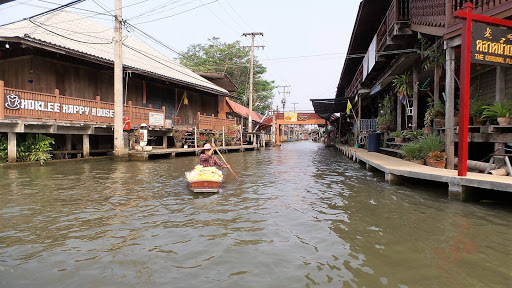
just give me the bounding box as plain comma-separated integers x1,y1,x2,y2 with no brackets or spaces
129,0,186,20
122,42,229,89
223,0,254,31
133,0,218,25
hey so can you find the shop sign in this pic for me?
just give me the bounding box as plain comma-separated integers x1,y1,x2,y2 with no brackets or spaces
472,22,512,67
3,94,114,117
149,112,164,126
297,115,310,121
284,112,297,122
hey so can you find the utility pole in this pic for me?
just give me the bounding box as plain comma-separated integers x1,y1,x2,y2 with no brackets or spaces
242,32,264,134
113,0,126,158
291,102,298,112
277,85,290,111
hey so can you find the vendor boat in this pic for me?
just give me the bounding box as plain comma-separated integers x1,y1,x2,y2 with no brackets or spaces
185,165,223,193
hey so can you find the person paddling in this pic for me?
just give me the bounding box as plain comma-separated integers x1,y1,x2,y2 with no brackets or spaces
199,143,229,169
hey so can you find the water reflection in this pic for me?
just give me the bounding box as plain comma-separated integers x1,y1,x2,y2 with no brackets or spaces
0,141,511,287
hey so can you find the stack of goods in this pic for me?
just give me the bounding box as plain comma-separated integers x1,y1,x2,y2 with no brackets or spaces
186,165,223,182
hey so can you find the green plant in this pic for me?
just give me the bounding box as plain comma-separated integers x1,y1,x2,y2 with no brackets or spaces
377,93,395,126
407,130,424,140
428,151,446,161
418,33,445,70
424,99,445,127
481,100,512,120
172,129,184,141
0,135,7,163
418,134,445,154
17,134,55,164
392,130,405,138
402,141,427,160
392,72,412,100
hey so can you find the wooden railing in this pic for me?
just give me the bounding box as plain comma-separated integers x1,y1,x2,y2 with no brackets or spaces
0,83,165,128
410,0,446,27
449,0,512,26
196,112,236,131
346,64,364,98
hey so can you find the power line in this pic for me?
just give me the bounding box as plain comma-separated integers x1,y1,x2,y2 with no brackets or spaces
124,21,183,56
28,17,113,44
223,0,254,31
129,0,187,20
216,0,245,32
198,0,238,34
123,43,228,89
133,0,219,25
0,0,85,27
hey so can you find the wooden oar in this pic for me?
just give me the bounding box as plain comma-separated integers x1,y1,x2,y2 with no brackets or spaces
213,142,239,180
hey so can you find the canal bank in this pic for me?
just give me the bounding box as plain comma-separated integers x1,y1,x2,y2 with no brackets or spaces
337,144,512,201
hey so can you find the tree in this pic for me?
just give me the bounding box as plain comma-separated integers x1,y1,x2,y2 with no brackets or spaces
178,37,275,115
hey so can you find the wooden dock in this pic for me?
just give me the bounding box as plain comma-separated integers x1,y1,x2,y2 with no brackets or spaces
129,144,258,161
336,145,512,200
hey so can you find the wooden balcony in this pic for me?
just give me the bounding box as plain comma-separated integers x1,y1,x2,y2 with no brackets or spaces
0,81,166,129
447,0,512,34
409,0,446,28
196,112,236,131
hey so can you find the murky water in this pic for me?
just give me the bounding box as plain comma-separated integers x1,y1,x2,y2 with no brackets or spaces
1,141,511,288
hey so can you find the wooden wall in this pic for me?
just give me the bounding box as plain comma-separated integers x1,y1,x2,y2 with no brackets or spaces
0,55,179,117
176,89,218,124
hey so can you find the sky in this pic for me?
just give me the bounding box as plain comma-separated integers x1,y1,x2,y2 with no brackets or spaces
0,0,361,112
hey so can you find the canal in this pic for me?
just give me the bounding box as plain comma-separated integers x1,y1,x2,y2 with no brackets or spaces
1,141,511,287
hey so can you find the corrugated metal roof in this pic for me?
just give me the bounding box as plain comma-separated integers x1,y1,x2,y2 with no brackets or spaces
226,98,263,122
0,11,228,95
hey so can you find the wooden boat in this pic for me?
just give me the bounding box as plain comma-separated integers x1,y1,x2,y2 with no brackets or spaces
187,179,222,193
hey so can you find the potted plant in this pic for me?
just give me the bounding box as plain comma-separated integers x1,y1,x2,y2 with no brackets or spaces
392,72,412,103
377,93,395,131
425,151,447,169
392,130,406,143
402,141,427,165
481,100,512,126
406,129,423,141
417,134,445,168
172,129,184,148
470,98,488,126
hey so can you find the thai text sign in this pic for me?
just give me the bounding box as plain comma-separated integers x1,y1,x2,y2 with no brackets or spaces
284,112,297,122
472,22,512,67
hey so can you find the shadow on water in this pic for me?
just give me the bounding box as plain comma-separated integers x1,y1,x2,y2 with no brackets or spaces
0,141,511,288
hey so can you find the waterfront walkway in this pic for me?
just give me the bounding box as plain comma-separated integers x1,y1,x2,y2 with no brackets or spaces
337,145,512,200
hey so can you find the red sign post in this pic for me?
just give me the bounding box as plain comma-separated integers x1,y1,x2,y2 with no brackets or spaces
455,3,512,176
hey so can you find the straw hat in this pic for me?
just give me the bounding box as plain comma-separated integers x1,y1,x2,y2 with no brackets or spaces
203,143,212,150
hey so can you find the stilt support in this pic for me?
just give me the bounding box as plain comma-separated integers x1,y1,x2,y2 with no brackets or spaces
8,132,16,163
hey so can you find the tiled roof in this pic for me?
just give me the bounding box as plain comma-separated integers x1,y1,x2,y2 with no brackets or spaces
226,98,263,122
0,11,228,95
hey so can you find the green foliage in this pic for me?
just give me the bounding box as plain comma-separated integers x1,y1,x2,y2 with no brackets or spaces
418,134,445,154
0,135,7,163
178,37,275,114
402,141,427,160
418,33,445,70
406,129,424,140
377,93,395,126
14,134,55,164
392,72,412,99
424,99,445,127
428,151,447,161
481,100,512,120
392,130,405,138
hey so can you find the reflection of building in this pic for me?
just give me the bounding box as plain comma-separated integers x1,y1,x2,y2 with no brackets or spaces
0,11,235,162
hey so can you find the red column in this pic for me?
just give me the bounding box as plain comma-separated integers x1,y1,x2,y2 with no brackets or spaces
458,3,473,177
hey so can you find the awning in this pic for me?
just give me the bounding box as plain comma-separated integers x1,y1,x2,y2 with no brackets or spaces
310,98,349,119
